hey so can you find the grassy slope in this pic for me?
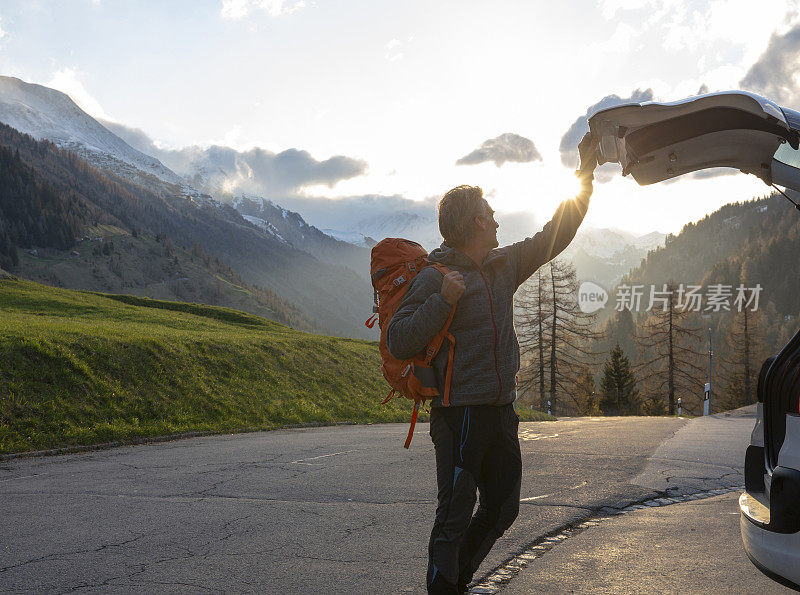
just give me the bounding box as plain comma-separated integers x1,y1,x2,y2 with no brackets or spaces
16,224,319,333
0,277,407,454
0,278,553,455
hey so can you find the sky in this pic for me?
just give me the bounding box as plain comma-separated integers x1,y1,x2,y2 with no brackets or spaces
1,0,799,234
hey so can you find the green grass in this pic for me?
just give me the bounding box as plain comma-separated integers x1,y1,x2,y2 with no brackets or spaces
0,278,413,454
0,278,553,455
516,407,557,422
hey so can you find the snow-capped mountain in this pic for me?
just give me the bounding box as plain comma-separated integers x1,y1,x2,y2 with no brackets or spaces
335,210,541,251
241,214,290,245
0,76,368,262
234,196,371,281
0,76,183,188
321,207,662,289
631,230,668,250
565,228,666,260
562,227,666,288
0,77,378,338
321,229,376,248
353,211,442,250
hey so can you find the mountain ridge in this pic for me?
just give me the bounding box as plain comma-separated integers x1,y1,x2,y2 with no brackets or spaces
0,76,184,188
0,120,374,338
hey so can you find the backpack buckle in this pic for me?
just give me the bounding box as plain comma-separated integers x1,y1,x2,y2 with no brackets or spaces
393,275,406,286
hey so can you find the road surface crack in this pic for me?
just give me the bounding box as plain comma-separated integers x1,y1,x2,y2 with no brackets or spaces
0,533,146,575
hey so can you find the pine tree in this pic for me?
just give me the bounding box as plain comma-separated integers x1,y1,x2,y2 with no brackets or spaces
599,307,637,364
599,344,639,415
575,368,600,415
516,259,603,415
719,290,765,410
635,282,706,415
516,268,552,410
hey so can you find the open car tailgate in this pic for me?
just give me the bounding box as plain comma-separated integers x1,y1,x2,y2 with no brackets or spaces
587,91,800,192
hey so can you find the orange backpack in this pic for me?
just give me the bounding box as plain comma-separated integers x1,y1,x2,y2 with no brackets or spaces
365,238,456,448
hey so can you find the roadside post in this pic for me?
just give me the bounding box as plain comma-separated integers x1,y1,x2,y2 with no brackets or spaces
705,327,713,415
547,400,551,416
677,397,682,416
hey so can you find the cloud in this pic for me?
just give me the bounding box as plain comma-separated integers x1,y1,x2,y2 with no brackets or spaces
740,23,800,108
558,88,654,180
279,193,438,231
662,167,739,184
47,67,111,120
592,22,639,53
221,0,306,19
101,121,545,248
101,120,156,150
101,120,367,197
456,133,542,168
385,36,412,62
598,0,651,19
0,17,5,41
277,192,540,251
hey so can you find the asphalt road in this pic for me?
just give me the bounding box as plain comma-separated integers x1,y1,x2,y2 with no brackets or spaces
504,491,793,594
500,407,782,594
0,411,757,594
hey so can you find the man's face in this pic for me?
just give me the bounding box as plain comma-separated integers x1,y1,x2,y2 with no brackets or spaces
476,200,499,249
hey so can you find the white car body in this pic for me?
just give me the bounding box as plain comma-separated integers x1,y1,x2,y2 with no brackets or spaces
740,355,800,590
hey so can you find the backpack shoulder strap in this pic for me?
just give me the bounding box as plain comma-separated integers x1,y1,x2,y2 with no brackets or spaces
422,262,456,362
420,262,458,407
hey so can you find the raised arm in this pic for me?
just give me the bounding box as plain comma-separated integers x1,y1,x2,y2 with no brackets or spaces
507,132,597,288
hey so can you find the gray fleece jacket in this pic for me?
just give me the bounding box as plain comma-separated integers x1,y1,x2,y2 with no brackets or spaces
386,180,592,407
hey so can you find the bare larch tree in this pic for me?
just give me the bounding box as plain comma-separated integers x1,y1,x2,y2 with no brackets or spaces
719,291,764,410
634,282,706,415
516,259,603,415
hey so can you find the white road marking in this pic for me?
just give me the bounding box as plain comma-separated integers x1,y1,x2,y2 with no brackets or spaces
518,429,559,442
520,480,587,502
290,450,358,465
520,493,552,502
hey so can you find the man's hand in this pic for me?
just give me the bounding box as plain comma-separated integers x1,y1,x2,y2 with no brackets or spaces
441,271,465,306
576,131,597,180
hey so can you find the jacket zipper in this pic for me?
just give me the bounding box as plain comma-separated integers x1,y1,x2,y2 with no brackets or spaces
476,267,502,404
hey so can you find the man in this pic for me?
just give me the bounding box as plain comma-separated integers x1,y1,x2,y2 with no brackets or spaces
386,133,598,594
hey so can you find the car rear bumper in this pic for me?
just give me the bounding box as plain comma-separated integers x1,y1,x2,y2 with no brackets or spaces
740,492,800,588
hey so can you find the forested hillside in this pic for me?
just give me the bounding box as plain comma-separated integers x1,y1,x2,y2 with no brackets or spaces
0,123,374,337
0,145,89,268
618,192,800,347
595,192,800,414
517,192,800,417
623,195,782,295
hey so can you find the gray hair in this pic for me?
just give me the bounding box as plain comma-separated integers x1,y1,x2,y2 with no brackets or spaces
437,185,485,248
